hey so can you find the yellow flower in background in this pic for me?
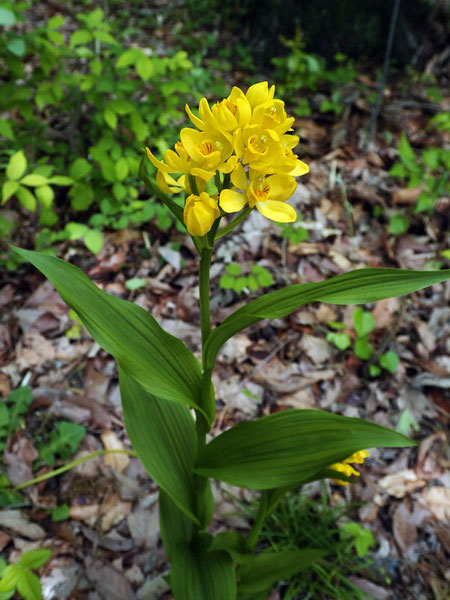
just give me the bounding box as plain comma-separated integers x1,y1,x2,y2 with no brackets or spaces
329,450,370,486
184,192,220,236
220,163,297,222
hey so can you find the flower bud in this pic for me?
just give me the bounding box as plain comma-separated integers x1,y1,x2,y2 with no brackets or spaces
184,192,220,236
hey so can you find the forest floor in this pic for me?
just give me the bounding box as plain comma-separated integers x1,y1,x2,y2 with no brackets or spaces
0,68,449,599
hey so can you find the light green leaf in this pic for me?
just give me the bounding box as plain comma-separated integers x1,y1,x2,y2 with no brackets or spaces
398,132,416,163
20,174,49,187
65,222,88,239
326,331,351,350
388,214,409,235
103,108,117,130
353,307,375,337
6,151,27,181
7,38,26,56
0,8,16,26
19,549,52,570
380,350,399,373
237,549,325,595
116,48,142,68
121,373,198,522
84,229,103,254
92,30,118,44
16,569,42,600
114,158,129,182
125,277,147,291
69,29,93,47
11,248,205,412
69,158,92,180
2,181,19,204
136,55,153,81
0,565,21,593
353,337,373,360
204,268,450,371
48,15,65,29
196,409,416,489
35,185,54,208
171,544,236,600
16,186,36,211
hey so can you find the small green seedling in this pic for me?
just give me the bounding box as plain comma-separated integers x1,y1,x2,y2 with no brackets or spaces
340,522,375,558
0,386,32,455
220,263,274,293
35,421,86,467
0,549,51,600
326,310,400,377
396,407,420,436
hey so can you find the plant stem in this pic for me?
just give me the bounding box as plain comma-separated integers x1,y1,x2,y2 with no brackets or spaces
246,487,289,549
215,206,253,240
199,247,212,346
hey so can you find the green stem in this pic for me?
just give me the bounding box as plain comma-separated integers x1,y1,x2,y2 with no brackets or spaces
138,155,184,226
188,173,200,196
246,487,289,549
199,247,212,345
13,450,137,491
215,206,253,240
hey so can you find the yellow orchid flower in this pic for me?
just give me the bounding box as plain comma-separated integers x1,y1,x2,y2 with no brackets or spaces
184,192,220,236
185,88,252,140
329,450,370,486
219,163,297,223
250,99,295,136
156,171,206,195
180,127,237,180
245,81,275,110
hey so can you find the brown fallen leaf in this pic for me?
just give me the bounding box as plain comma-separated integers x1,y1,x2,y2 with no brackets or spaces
0,510,45,540
101,429,130,473
4,432,38,486
15,331,55,370
392,501,419,553
86,558,136,600
378,469,427,498
392,186,423,205
421,487,450,521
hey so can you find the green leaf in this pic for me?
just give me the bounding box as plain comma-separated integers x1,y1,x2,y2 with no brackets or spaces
16,186,36,211
6,151,27,181
389,162,408,178
19,549,52,570
35,185,54,208
125,277,147,291
103,108,117,130
170,545,236,600
220,274,235,289
37,421,85,466
7,386,32,433
69,158,92,180
65,222,88,240
326,331,351,350
196,409,416,489
421,148,440,170
120,371,198,523
0,8,16,26
204,267,450,371
340,522,374,558
92,30,117,45
11,248,205,413
84,229,103,254
136,55,153,81
50,504,70,522
7,38,26,57
2,181,19,204
20,174,49,187
0,565,20,594
415,192,435,213
48,15,65,29
159,490,195,557
353,307,375,337
353,337,373,360
379,350,399,373
388,214,409,235
369,364,381,377
237,549,325,595
114,158,129,182
69,29,93,47
16,569,42,600
397,407,420,436
397,132,416,163
116,48,142,68
226,263,242,276
0,119,14,140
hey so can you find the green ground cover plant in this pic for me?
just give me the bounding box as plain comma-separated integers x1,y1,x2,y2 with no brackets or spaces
0,548,51,600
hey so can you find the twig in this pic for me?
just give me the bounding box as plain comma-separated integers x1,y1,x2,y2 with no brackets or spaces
365,0,402,151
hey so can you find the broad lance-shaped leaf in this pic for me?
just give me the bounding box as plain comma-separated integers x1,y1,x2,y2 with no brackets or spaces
13,247,204,413
196,409,416,489
119,370,198,524
204,267,450,370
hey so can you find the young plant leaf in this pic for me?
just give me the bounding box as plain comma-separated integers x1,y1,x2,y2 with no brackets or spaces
237,549,325,595
204,267,450,370
19,549,52,570
119,370,198,523
196,409,416,489
11,248,204,413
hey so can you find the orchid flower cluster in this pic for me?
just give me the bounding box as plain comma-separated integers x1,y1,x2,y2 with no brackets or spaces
146,82,310,237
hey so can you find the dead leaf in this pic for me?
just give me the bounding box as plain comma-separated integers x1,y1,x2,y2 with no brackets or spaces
15,331,55,370
392,186,423,204
4,432,38,486
378,469,426,498
101,493,132,532
0,510,45,539
126,501,159,549
86,558,136,600
421,487,450,521
393,501,418,553
299,333,334,364
137,574,170,600
101,430,130,473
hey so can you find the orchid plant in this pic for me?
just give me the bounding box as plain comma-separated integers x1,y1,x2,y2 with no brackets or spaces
13,82,450,600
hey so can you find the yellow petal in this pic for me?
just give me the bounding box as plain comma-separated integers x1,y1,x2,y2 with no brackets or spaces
190,167,216,181
256,199,296,222
220,189,247,213
180,128,203,161
218,155,239,174
185,103,205,130
146,147,170,173
266,174,297,202
289,159,310,177
246,82,271,109
230,163,248,190
156,170,182,194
